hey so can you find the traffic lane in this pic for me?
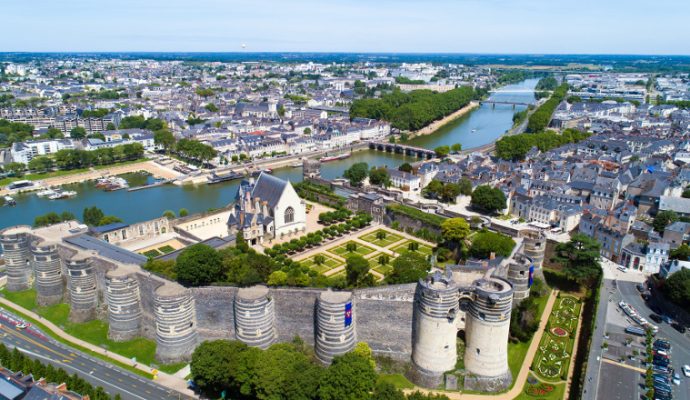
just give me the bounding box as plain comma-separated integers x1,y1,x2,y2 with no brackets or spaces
617,281,690,400
581,278,609,400
0,321,188,400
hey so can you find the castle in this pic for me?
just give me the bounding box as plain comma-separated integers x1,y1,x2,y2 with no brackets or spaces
0,222,545,391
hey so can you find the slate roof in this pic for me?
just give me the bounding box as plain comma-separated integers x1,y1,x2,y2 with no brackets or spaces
251,172,288,208
64,234,147,265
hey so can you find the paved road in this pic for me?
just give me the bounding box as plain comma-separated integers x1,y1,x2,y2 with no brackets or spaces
581,276,608,400
0,310,193,400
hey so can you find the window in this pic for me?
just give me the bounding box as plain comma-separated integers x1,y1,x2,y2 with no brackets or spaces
284,207,295,224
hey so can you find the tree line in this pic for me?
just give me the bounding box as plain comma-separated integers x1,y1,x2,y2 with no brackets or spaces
349,86,477,131
495,129,590,161
190,338,449,400
526,83,569,133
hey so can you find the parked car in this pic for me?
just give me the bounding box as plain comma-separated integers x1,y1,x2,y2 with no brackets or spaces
671,322,686,334
654,365,670,374
672,373,681,385
15,323,29,329
661,315,674,324
636,283,645,292
650,314,664,323
683,365,690,377
654,339,671,350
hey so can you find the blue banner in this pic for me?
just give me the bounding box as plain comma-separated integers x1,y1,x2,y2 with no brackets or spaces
344,302,352,327
528,265,535,287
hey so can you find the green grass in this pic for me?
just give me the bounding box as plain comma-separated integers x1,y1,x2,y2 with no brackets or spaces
299,253,343,274
532,295,581,382
391,240,433,256
368,253,396,275
507,290,552,386
158,361,188,374
358,229,404,248
378,374,415,389
327,241,376,258
143,249,162,258
1,289,37,310
158,245,176,254
0,158,148,186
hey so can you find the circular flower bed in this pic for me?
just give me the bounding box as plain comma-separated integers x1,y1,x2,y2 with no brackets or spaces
526,383,555,396
551,327,568,337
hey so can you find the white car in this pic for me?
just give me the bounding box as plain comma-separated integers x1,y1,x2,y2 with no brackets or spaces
16,323,29,329
683,365,690,377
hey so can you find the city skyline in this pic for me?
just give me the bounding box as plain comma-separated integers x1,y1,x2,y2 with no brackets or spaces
3,0,690,55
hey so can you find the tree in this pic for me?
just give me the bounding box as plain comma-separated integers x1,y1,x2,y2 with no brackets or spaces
372,382,406,400
553,233,602,284
163,210,176,219
653,210,678,232
469,230,516,258
434,145,450,158
254,344,321,400
458,178,473,195
369,167,390,187
190,340,247,396
28,156,53,173
267,270,288,286
423,179,444,199
175,244,224,286
669,243,690,261
106,122,116,130
179,208,189,217
82,206,105,226
470,185,506,214
34,212,62,227
441,218,470,244
318,352,377,400
663,268,690,306
153,129,176,152
4,162,26,176
314,254,326,265
450,143,462,153
343,162,369,186
440,183,461,203
69,126,87,139
376,231,387,240
387,251,430,284
204,103,219,112
97,215,123,226
398,162,413,173
510,296,541,342
345,254,373,287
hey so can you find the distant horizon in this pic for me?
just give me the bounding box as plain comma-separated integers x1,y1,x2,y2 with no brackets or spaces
1,51,690,57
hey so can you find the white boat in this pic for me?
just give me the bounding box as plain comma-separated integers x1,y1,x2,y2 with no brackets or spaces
36,188,57,197
48,190,77,200
3,196,16,206
471,129,477,133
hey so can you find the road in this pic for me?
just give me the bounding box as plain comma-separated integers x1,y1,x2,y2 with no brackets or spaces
583,260,690,400
0,310,193,400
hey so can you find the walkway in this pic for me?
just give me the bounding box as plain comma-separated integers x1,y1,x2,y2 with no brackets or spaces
0,298,195,398
602,358,646,373
404,290,558,400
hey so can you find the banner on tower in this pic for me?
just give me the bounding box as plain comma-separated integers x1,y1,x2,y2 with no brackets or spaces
344,302,352,327
528,265,535,287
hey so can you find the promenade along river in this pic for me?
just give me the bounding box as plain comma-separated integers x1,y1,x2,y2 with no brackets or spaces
0,79,537,229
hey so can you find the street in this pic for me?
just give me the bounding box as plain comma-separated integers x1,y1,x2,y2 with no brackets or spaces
0,310,193,400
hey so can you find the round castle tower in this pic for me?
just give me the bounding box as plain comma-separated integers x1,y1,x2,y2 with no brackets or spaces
66,253,98,323
520,229,546,269
408,270,461,388
0,226,33,292
315,290,356,364
464,276,514,392
234,285,276,349
506,253,532,302
154,282,198,363
105,268,142,341
30,240,64,306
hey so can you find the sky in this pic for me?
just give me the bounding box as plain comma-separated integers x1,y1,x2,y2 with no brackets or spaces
2,0,689,55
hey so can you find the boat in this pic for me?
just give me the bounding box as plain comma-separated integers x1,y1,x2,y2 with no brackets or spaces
48,190,77,200
3,196,16,206
98,177,129,191
319,153,351,163
471,129,477,133
207,171,243,184
35,188,57,197
289,162,303,168
6,180,35,191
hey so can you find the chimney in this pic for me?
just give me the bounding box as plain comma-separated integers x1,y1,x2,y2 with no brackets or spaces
489,252,496,260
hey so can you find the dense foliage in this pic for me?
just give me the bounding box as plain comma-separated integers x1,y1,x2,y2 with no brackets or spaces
190,339,447,400
34,211,75,227
51,143,144,170
422,178,471,203
350,86,476,131
469,230,516,258
553,233,602,284
663,268,690,307
82,206,122,227
118,116,166,131
343,162,369,186
175,244,225,286
0,118,34,148
470,185,507,214
653,210,678,233
526,83,568,133
175,138,217,163
510,279,547,342
386,203,446,228
386,251,431,284
535,76,559,91
495,129,590,161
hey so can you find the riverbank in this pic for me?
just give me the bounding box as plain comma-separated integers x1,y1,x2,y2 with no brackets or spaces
408,101,479,139
0,160,181,196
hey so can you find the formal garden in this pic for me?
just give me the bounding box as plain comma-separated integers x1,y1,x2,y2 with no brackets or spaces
515,374,566,400
532,295,581,382
327,240,376,258
358,229,404,248
299,253,344,274
368,253,398,275
391,240,434,257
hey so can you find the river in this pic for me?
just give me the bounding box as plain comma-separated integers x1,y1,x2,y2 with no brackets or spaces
0,79,538,229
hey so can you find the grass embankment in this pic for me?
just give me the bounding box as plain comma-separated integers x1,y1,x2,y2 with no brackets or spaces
0,289,184,375
378,374,415,389
507,289,552,381
0,158,147,186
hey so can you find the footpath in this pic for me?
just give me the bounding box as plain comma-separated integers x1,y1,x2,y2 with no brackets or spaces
0,297,195,398
404,290,558,400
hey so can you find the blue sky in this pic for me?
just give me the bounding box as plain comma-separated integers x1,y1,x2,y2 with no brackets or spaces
2,0,689,54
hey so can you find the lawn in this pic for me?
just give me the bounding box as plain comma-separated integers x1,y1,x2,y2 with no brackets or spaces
0,158,148,186
507,290,552,385
327,241,376,258
514,374,566,400
532,295,581,382
143,249,162,258
391,240,434,257
158,245,176,254
299,253,343,274
1,289,37,310
358,229,404,248
378,374,415,389
368,253,397,275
